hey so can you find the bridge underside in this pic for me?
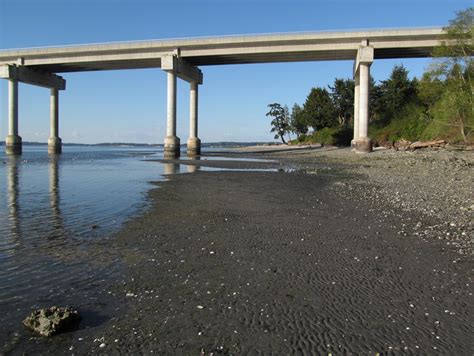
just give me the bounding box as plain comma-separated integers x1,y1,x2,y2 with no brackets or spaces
6,47,436,73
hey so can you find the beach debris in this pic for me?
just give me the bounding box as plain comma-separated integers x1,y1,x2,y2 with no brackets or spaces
391,139,446,151
409,140,446,150
23,306,81,337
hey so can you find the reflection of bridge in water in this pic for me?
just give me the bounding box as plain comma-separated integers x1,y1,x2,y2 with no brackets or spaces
163,161,200,175
0,28,450,155
6,156,21,242
5,155,65,244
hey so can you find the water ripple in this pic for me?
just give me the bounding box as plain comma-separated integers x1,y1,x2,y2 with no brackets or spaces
0,145,165,338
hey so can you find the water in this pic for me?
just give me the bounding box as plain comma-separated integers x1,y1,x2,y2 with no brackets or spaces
0,144,191,342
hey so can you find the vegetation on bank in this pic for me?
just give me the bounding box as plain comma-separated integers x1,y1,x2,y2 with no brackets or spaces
266,8,473,147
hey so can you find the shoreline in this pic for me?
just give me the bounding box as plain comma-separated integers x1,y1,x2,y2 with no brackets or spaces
8,148,473,354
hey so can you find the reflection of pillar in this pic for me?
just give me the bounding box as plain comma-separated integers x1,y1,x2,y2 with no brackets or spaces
186,164,200,173
164,72,180,158
163,163,180,175
187,82,201,156
49,155,63,232
7,156,21,241
5,79,22,155
48,88,62,154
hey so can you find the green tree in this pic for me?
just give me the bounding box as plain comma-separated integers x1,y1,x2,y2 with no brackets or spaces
302,87,336,130
289,103,308,137
369,75,382,122
329,78,354,126
423,7,474,142
266,103,290,144
418,72,446,107
283,105,292,142
375,65,418,125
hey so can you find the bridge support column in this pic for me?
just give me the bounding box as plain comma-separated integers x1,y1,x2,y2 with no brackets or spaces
161,55,203,158
353,42,373,153
164,71,180,158
5,79,22,155
356,63,372,152
48,88,62,154
351,75,360,148
187,82,201,156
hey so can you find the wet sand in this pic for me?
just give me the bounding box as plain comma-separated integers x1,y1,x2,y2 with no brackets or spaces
7,149,473,354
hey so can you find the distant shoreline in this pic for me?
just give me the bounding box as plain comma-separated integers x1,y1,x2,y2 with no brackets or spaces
0,141,274,148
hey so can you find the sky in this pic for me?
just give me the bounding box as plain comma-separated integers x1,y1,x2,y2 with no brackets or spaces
0,0,471,144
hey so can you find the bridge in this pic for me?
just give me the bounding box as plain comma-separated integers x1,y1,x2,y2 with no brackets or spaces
0,28,447,155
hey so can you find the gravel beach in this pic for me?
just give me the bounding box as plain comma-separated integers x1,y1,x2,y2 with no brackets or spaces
7,147,473,355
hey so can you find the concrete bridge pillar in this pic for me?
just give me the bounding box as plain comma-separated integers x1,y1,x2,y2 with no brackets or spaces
5,79,22,155
358,63,371,149
187,81,201,156
48,88,62,154
161,55,203,158
164,71,180,158
351,76,360,148
353,42,374,153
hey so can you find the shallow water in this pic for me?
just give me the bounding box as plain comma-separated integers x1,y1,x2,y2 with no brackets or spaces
0,145,178,340
0,144,275,346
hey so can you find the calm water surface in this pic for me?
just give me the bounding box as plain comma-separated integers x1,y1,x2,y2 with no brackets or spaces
0,144,193,343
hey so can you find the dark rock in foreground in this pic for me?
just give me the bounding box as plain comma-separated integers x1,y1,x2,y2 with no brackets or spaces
23,306,81,337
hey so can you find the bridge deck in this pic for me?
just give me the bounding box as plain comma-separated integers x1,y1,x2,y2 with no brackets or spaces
0,28,446,73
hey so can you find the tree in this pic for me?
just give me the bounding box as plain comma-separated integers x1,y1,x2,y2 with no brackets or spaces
266,103,290,144
282,105,292,142
302,87,336,130
289,103,308,137
375,65,418,125
423,7,474,142
329,78,354,126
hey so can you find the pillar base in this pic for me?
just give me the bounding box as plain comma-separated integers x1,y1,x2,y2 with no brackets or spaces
187,137,201,156
353,137,373,153
48,137,62,154
5,135,22,155
164,136,180,158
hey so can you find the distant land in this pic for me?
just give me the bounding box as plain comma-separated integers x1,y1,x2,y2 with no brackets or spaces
0,141,272,148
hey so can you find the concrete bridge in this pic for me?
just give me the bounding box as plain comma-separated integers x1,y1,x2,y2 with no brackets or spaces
0,28,448,155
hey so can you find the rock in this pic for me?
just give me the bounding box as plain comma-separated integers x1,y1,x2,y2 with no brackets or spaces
23,306,81,337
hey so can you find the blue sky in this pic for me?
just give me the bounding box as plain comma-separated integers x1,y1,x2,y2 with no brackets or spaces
0,0,471,143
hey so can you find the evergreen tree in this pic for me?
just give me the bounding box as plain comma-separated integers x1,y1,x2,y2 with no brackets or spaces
329,78,354,126
302,87,336,130
376,65,417,125
289,103,308,137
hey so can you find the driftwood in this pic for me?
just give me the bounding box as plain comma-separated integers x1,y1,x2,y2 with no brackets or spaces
391,139,447,151
409,140,446,150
